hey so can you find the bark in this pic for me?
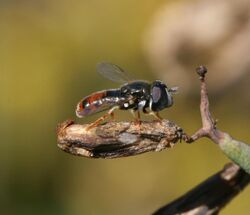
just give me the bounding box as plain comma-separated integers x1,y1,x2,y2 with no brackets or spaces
57,119,184,158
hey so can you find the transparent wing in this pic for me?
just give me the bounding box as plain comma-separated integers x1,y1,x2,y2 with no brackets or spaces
96,62,133,83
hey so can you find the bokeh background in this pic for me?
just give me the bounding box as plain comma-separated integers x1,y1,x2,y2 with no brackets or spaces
1,0,249,214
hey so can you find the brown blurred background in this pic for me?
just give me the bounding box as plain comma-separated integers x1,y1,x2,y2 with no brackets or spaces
0,0,249,214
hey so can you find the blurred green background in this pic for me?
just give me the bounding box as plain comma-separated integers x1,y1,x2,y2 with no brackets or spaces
1,0,249,214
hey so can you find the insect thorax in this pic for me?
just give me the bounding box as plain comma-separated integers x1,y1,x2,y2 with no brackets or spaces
119,81,151,110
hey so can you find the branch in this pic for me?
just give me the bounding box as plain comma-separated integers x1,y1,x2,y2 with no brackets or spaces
153,163,250,215
57,119,184,158
184,66,250,174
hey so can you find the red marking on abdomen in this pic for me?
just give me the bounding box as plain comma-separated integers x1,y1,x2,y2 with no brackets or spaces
86,91,107,104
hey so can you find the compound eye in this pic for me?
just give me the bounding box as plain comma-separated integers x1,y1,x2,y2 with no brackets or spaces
152,86,161,103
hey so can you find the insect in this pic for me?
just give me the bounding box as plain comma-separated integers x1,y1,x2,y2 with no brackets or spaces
76,62,178,130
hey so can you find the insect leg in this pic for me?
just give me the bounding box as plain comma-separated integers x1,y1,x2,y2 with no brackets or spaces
137,111,141,121
86,106,118,130
143,107,150,114
152,112,163,121
130,109,141,126
110,111,115,121
143,107,163,121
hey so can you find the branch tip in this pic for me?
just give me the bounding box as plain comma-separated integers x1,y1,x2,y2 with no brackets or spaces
196,65,207,80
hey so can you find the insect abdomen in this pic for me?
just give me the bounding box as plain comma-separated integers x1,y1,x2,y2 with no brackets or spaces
76,89,121,117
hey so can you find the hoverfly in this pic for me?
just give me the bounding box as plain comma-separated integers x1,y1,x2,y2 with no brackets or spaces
76,62,178,130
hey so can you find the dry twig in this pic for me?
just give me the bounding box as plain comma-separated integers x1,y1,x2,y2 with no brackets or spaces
183,66,250,175
57,119,184,158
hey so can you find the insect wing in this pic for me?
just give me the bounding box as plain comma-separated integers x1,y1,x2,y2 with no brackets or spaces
96,62,133,83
